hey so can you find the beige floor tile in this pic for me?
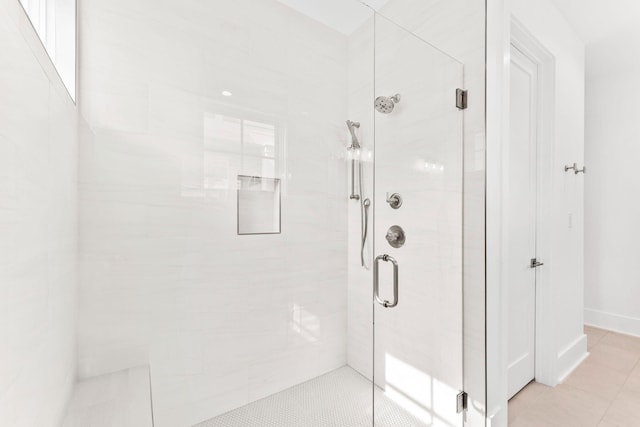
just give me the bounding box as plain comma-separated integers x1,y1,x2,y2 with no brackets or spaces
622,363,640,393
599,332,640,355
563,359,628,401
588,343,640,376
510,410,558,427
512,381,552,402
601,389,640,426
509,327,640,426
508,397,528,424
509,381,553,424
586,326,608,350
519,384,610,427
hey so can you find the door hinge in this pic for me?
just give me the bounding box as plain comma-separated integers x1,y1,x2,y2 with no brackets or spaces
456,391,468,413
456,89,468,110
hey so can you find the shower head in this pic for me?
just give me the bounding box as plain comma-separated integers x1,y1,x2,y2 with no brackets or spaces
346,120,361,149
374,94,401,114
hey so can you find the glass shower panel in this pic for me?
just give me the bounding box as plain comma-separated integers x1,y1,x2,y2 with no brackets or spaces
372,14,465,427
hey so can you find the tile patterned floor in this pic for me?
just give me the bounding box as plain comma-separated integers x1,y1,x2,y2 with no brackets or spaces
509,326,640,426
195,366,429,427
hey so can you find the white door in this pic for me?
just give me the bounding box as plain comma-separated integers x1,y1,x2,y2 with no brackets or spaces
506,45,539,400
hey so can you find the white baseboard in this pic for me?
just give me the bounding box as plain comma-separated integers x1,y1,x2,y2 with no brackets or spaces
556,334,588,383
585,308,640,338
487,404,507,427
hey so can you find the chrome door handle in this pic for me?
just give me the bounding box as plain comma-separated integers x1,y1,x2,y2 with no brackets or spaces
374,254,399,308
530,258,544,268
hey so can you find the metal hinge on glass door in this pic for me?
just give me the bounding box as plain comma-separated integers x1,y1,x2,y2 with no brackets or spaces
456,89,468,110
456,391,468,413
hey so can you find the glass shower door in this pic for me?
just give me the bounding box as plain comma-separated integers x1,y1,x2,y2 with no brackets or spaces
372,14,465,427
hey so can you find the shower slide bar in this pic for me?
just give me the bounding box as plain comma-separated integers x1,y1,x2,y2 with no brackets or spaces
346,120,370,269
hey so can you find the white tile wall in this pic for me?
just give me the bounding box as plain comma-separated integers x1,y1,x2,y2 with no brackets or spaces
0,2,79,427
346,15,376,382
77,0,369,425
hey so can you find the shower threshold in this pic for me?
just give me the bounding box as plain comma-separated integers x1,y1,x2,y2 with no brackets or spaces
194,366,427,427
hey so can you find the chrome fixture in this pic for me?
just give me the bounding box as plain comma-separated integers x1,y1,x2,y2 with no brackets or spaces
374,254,399,308
346,120,361,149
564,163,586,174
374,94,401,114
456,89,468,110
385,225,406,249
530,258,544,268
347,120,361,201
346,120,370,269
457,391,469,413
386,192,403,209
361,198,371,267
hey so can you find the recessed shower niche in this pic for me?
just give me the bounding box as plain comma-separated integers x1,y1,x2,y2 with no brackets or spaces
237,175,281,235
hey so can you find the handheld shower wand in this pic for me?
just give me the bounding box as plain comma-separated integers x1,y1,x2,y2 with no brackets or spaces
346,120,370,269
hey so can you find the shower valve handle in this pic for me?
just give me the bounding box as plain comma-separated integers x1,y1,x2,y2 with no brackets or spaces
386,192,403,209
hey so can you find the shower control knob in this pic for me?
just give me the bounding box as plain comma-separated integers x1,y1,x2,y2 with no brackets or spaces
386,192,403,209
385,225,406,248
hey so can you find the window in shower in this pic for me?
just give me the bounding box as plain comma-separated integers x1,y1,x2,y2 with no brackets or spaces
19,0,76,100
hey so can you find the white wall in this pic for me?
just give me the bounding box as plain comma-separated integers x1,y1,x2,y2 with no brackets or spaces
0,1,79,426
346,15,375,381
584,60,640,337
486,0,585,424
77,0,355,425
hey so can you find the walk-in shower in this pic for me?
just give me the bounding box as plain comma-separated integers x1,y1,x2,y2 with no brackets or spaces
7,0,479,426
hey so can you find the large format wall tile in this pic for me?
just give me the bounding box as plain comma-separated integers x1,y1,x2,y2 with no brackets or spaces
78,0,356,425
0,4,80,427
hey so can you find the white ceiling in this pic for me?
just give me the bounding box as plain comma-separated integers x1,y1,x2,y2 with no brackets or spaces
551,0,640,74
275,0,390,35
551,0,640,45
